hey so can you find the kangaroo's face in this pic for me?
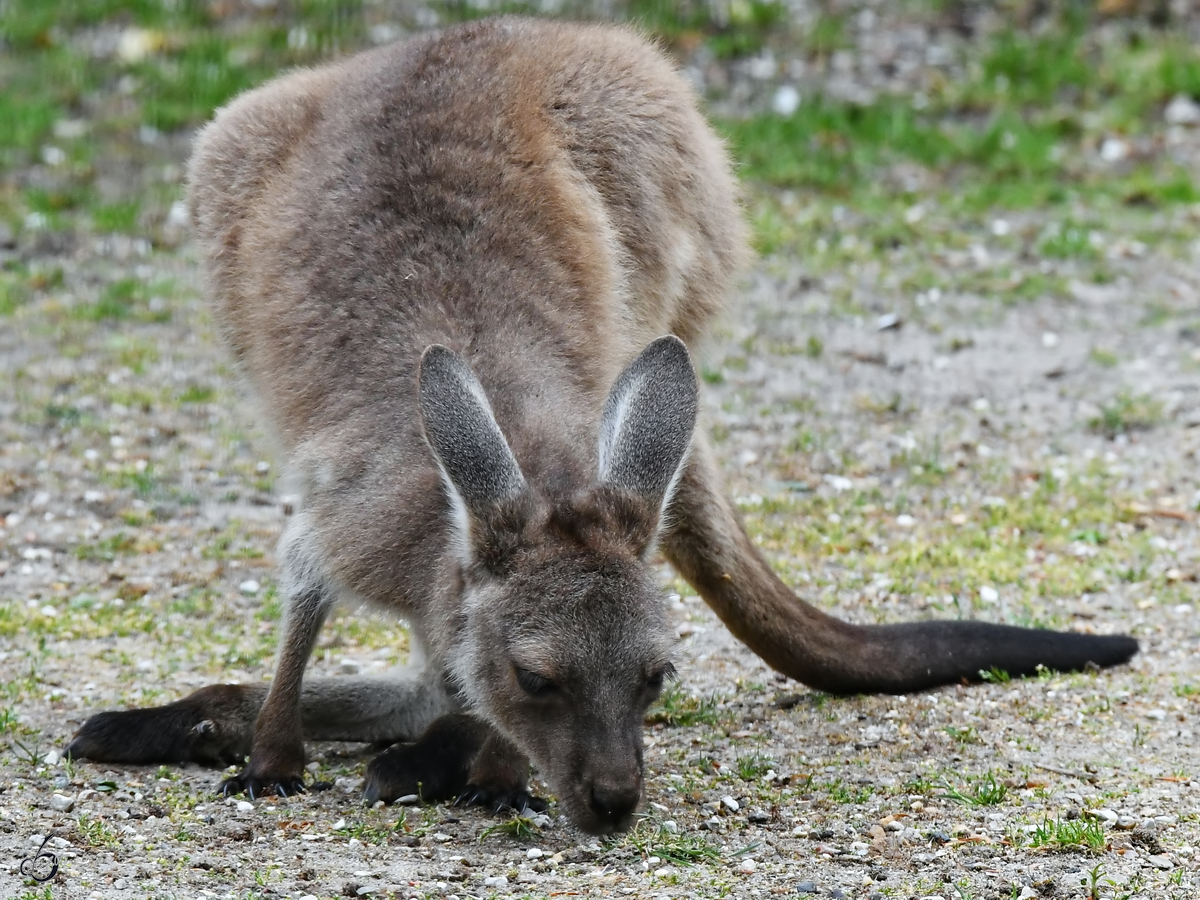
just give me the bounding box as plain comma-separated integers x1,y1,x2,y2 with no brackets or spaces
452,547,674,833
419,337,699,834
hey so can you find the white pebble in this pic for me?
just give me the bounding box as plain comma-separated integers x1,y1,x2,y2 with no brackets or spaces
738,858,757,873
236,800,254,812
772,85,800,117
239,579,260,596
979,586,999,604
721,796,739,812
50,793,74,812
527,847,543,859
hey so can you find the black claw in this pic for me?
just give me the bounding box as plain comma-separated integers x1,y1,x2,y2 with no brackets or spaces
457,784,548,816
218,772,305,800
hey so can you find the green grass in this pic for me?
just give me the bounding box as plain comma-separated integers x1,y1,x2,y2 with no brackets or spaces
938,770,1008,806
1029,815,1107,852
618,817,722,866
1088,391,1164,438
645,683,723,728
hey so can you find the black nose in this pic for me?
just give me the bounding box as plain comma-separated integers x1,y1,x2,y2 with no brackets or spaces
589,781,640,824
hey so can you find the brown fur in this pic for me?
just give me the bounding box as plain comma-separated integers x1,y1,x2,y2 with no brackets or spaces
66,18,1135,835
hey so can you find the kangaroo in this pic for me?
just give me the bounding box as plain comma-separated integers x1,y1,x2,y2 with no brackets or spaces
65,18,1138,835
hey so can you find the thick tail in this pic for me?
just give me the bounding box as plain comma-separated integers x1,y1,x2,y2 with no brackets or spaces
661,440,1139,695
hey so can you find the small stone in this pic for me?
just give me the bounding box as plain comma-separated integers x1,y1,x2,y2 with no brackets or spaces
772,85,800,117
796,882,817,894
236,800,254,813
43,750,60,765
1041,331,1059,348
433,832,453,842
1017,887,1038,900
979,586,999,603
1145,708,1166,720
1165,94,1200,126
747,808,770,824
1117,815,1137,829
662,820,678,834
876,312,901,331
333,818,347,830
483,875,508,888
1147,854,1173,870
50,793,75,812
340,659,362,675
1089,808,1118,823
830,890,848,900
526,848,543,859
738,858,757,873
720,795,739,812
238,579,260,596
395,793,419,805
895,514,915,528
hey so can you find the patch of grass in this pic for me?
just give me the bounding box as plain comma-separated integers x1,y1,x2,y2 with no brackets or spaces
77,812,120,847
480,812,541,842
645,683,722,728
1088,391,1164,438
619,816,721,866
734,753,772,780
92,199,141,233
938,770,1008,806
1030,815,1107,852
178,384,215,404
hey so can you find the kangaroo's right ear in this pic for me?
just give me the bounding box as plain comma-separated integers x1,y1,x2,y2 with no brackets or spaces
419,345,527,559
598,335,699,525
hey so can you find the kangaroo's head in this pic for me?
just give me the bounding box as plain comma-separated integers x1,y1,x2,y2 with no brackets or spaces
418,336,698,834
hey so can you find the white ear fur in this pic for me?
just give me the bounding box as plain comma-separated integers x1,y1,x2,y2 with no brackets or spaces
598,335,699,533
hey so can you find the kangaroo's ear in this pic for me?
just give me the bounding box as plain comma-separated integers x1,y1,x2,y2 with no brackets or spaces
598,335,699,521
419,345,527,555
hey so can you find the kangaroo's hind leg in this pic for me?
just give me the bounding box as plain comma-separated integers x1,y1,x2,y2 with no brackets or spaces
66,670,459,767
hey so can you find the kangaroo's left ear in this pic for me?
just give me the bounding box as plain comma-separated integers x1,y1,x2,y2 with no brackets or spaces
597,335,699,524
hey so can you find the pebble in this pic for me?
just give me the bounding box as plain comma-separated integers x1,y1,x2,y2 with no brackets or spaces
238,579,260,596
1165,93,1200,126
50,793,75,812
236,800,254,813
737,858,756,873
720,795,739,812
526,848,543,859
662,820,678,834
482,876,508,888
796,882,817,894
1147,854,1173,870
395,793,419,805
44,750,60,766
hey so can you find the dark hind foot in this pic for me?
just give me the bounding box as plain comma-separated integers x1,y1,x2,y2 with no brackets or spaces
65,684,261,766
363,714,489,804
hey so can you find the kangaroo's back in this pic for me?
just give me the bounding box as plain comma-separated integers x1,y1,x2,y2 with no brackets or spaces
188,18,747,452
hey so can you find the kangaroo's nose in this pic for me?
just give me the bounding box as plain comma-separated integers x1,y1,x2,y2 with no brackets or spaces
589,780,641,825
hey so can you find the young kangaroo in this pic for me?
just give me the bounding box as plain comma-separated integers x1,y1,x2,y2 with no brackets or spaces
66,18,1137,835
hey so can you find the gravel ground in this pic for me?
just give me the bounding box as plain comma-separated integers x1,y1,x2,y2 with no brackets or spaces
3,3,1200,900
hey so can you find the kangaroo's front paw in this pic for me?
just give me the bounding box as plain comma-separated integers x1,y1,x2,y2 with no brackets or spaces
66,684,258,766
219,769,307,800
362,714,488,805
457,784,548,815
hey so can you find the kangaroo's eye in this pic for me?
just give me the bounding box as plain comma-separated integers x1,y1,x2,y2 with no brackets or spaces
514,667,556,697
646,663,675,692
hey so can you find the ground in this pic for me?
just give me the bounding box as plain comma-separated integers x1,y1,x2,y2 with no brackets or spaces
2,2,1200,899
